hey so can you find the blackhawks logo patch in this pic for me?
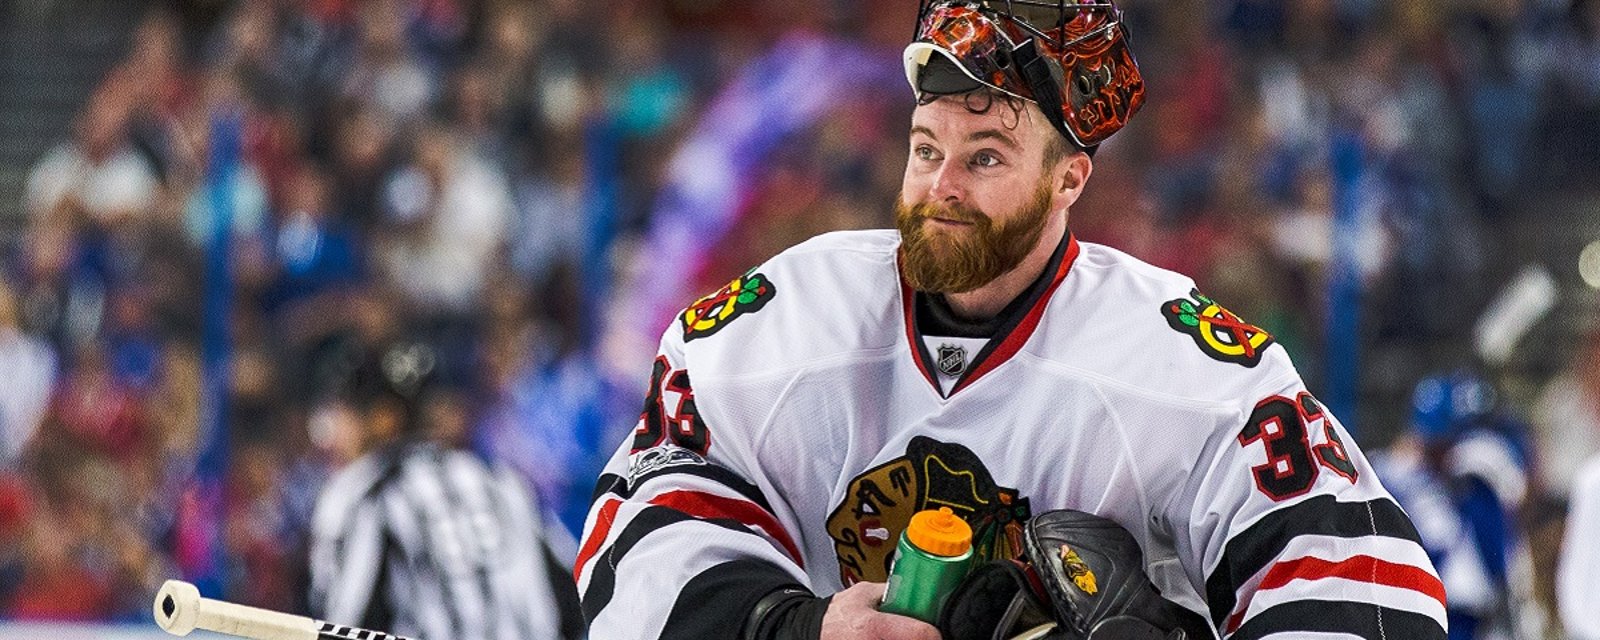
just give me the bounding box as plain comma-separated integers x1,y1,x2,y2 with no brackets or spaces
681,272,776,342
1162,289,1274,367
826,436,1032,585
1059,545,1098,595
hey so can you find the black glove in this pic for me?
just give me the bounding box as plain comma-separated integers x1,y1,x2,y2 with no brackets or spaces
938,510,1212,640
742,587,830,640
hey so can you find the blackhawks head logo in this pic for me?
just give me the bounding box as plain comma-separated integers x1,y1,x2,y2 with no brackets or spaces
681,271,776,342
826,436,1031,585
1059,545,1098,595
1162,289,1274,367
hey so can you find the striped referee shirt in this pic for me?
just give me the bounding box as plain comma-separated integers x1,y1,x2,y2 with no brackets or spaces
309,442,582,640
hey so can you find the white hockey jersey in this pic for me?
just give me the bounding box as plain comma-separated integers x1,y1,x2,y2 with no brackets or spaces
574,230,1446,639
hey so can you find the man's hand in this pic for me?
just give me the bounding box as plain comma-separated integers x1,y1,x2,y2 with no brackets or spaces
821,582,942,640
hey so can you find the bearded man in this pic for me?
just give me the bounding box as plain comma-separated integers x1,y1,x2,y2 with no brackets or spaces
573,2,1446,639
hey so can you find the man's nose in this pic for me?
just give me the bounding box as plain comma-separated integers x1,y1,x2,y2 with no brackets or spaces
928,161,965,203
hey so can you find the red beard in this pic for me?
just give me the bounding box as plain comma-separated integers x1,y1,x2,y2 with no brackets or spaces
896,183,1053,294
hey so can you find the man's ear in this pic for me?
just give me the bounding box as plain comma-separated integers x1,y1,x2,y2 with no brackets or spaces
1054,151,1093,207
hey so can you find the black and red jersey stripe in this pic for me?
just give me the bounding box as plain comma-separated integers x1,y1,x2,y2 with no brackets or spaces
1204,495,1444,638
578,462,802,583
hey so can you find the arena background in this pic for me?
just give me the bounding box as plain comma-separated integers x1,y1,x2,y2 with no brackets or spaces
1,0,1598,637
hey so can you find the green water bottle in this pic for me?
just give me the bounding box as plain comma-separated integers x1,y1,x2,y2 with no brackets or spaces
880,507,975,624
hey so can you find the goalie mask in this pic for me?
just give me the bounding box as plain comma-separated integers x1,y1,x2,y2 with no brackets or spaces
905,0,1146,150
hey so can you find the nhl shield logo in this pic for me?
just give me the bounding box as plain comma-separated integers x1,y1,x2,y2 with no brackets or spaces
936,344,967,377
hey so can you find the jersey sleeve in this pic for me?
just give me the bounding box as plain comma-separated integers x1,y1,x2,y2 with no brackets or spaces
1173,377,1448,639
573,326,809,640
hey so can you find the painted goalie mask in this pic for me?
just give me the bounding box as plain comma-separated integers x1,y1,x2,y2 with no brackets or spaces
904,0,1146,150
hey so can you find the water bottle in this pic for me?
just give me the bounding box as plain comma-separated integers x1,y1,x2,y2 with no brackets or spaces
880,507,975,623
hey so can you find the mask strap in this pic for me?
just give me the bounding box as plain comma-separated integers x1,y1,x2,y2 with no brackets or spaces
1011,38,1078,147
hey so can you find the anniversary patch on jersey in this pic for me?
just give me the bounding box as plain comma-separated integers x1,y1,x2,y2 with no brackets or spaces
1161,289,1275,367
626,445,708,490
826,436,1032,585
681,271,776,342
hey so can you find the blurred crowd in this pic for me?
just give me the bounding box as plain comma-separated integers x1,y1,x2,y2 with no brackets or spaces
2,0,1600,635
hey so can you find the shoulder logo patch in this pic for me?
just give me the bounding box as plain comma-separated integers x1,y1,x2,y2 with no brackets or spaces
681,271,776,342
1161,289,1274,367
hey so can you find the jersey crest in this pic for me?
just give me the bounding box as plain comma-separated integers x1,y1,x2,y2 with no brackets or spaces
826,436,1032,585
1161,289,1274,367
681,271,776,342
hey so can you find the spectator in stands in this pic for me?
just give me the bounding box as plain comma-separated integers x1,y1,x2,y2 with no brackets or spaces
343,0,438,123
0,281,55,469
329,104,398,232
264,161,363,313
5,507,109,620
376,122,511,312
0,472,26,599
1534,328,1600,498
24,74,159,226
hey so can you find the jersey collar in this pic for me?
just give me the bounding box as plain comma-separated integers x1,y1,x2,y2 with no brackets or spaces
899,230,1081,398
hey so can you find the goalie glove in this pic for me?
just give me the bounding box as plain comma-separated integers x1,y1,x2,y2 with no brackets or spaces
938,509,1212,640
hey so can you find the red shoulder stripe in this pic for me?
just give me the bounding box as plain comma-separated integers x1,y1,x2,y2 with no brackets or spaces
649,490,805,568
574,498,623,582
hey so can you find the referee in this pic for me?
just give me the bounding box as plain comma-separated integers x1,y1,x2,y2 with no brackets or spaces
308,339,583,640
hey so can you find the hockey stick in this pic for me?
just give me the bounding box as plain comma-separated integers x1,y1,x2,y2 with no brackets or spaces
154,579,418,640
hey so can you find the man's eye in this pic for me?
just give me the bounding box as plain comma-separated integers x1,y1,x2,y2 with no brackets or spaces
972,152,1003,168
915,145,938,161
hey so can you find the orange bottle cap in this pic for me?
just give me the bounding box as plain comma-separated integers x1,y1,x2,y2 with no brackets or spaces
905,507,972,557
